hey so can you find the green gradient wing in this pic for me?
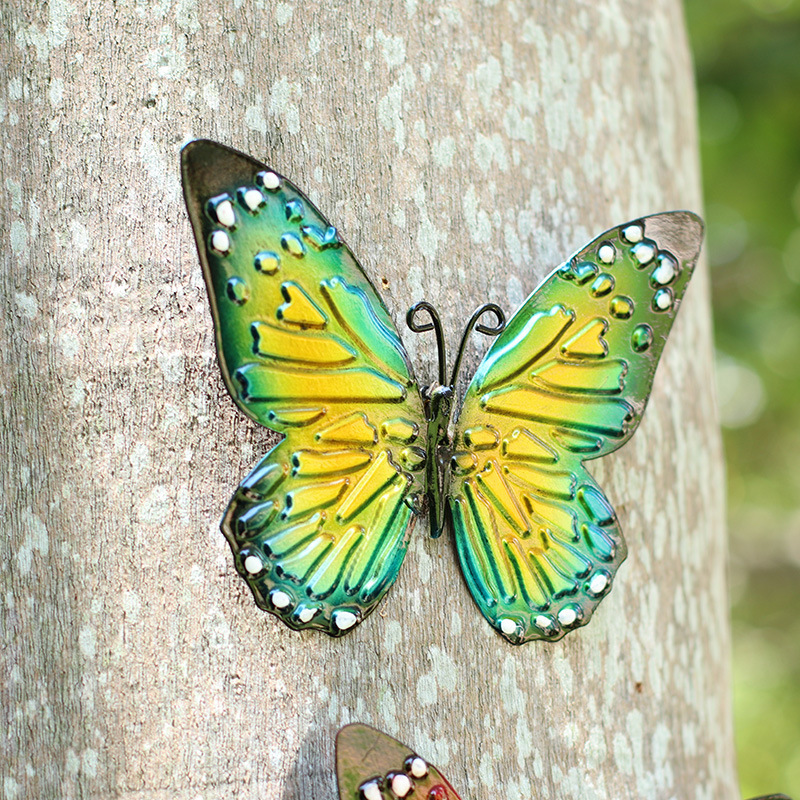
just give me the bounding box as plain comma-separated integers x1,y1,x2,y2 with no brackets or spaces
182,140,427,636
449,212,704,643
336,724,462,800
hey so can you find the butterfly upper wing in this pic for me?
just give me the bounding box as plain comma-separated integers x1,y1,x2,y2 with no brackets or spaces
182,140,427,636
336,724,462,800
449,212,704,643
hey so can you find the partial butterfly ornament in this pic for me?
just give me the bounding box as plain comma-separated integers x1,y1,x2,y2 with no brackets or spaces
336,724,461,800
181,139,704,644
335,723,789,800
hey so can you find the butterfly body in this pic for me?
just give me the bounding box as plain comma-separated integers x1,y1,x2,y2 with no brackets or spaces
420,382,453,537
181,139,703,643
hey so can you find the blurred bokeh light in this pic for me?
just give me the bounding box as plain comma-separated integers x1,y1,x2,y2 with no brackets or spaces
685,0,800,795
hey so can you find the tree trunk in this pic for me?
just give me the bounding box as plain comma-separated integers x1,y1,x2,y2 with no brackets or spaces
1,2,737,798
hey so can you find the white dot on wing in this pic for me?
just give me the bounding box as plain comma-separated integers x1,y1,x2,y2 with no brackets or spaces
632,242,655,264
410,757,428,778
652,255,677,284
622,223,643,243
334,610,357,630
298,607,316,623
500,618,517,636
360,780,383,800
589,573,609,595
260,171,281,190
243,188,264,210
215,199,236,227
391,773,412,797
271,590,292,609
210,230,230,253
598,243,615,264
557,607,577,626
243,554,262,574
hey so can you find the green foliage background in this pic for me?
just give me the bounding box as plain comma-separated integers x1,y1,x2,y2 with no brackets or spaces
685,0,800,795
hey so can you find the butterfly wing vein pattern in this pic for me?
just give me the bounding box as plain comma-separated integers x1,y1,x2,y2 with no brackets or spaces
450,213,703,642
183,138,703,644
182,140,427,636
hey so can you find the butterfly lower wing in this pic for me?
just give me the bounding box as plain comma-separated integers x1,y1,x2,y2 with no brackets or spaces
450,212,704,643
182,140,427,635
336,724,462,800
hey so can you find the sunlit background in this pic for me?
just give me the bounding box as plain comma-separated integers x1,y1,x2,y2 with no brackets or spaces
684,0,800,795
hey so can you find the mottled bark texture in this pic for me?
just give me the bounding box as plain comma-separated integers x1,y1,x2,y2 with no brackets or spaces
1,2,736,799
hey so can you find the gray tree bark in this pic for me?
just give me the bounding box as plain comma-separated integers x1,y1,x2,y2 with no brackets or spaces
1,2,737,799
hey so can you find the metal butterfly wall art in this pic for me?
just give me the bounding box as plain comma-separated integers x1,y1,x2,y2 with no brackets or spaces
181,139,704,644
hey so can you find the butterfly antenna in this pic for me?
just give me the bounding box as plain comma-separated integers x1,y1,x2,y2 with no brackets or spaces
449,303,506,391
406,302,447,388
